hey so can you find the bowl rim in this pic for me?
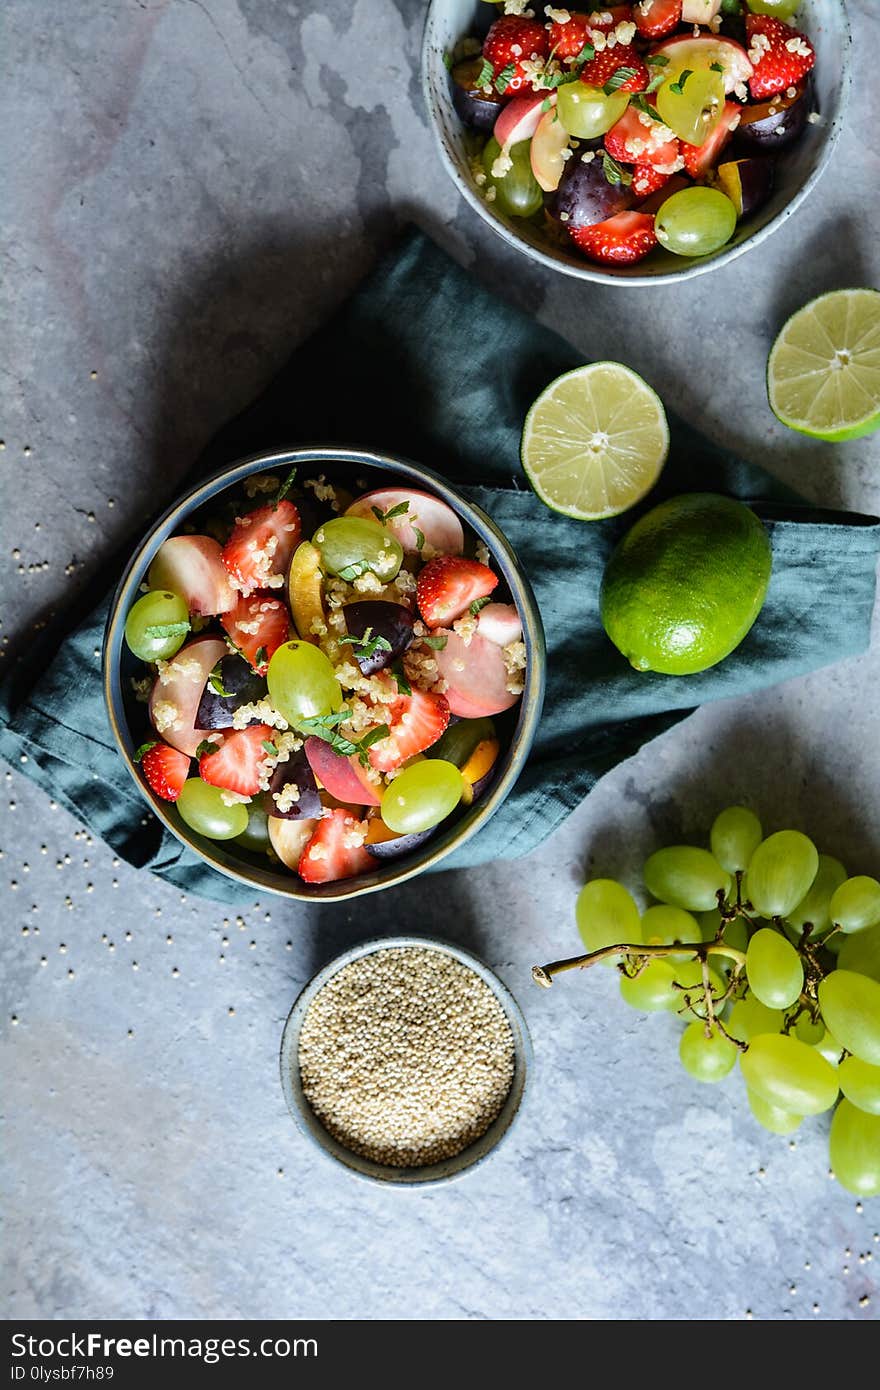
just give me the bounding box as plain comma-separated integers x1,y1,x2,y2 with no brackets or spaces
278,933,533,1186
103,445,546,903
421,0,852,286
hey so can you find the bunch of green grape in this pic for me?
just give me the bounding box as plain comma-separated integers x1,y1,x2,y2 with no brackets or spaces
572,808,880,1198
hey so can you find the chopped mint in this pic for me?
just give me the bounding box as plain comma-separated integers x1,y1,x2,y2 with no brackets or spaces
195,739,218,758
632,94,664,120
336,560,371,582
669,69,693,96
145,621,190,640
261,739,279,757
646,54,669,67
422,634,448,650
207,665,232,699
371,501,410,525
602,152,632,187
645,72,666,95
469,596,492,617
574,42,595,66
414,527,426,553
475,57,495,89
355,724,391,768
255,646,268,667
273,465,297,509
134,741,158,763
297,709,388,766
603,66,638,95
494,63,516,93
391,664,412,697
339,627,393,662
710,62,724,73
540,96,553,113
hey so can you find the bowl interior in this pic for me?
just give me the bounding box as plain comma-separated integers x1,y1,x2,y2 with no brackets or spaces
423,0,850,284
104,447,545,902
279,936,532,1185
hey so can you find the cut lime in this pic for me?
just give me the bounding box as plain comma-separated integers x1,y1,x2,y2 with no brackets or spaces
521,362,669,521
767,288,880,442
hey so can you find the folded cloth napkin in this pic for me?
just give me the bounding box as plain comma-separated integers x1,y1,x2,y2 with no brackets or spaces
2,227,878,903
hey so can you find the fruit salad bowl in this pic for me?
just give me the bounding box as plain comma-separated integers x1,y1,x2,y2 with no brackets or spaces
103,447,545,902
422,0,850,284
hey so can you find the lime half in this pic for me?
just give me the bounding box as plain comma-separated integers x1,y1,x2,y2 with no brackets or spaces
768,288,880,442
521,362,669,521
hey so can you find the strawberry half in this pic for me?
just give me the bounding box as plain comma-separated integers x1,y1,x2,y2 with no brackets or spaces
298,807,373,884
632,163,670,200
745,14,815,101
416,556,498,629
548,12,595,61
367,689,450,773
633,0,681,40
199,724,274,797
140,742,190,802
482,15,549,95
221,591,289,674
220,500,301,597
580,46,648,93
604,105,680,168
569,211,657,265
681,101,742,178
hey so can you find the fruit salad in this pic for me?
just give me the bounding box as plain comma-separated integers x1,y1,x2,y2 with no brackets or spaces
449,1,818,267
122,467,527,885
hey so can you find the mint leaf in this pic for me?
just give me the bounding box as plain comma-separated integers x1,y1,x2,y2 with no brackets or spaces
469,596,492,617
145,621,190,640
574,42,595,66
413,527,425,552
645,72,666,95
710,62,724,73
494,63,516,93
336,561,371,582
134,741,158,763
475,57,494,88
646,53,669,67
273,465,297,509
339,627,393,662
540,96,553,113
355,724,391,768
602,152,632,187
632,93,664,120
422,634,448,650
207,664,232,698
603,66,638,95
261,739,278,757
255,646,268,667
195,739,218,758
391,663,412,697
297,709,388,766
669,69,693,96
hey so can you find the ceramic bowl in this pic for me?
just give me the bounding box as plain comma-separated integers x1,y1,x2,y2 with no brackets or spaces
422,0,851,285
103,446,545,902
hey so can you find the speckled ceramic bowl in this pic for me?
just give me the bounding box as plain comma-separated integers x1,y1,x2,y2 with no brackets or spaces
279,935,532,1185
103,446,545,902
422,0,851,285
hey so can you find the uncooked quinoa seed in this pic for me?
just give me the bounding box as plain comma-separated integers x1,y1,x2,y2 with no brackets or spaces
298,947,516,1168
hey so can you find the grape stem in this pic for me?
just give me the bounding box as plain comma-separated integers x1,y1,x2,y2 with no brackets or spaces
531,938,746,989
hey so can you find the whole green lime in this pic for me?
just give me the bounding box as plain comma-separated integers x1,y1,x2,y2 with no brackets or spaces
600,494,772,675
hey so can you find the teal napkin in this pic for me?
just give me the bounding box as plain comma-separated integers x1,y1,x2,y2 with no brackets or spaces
2,227,878,902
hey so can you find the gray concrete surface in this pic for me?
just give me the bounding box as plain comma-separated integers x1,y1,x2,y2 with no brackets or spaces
2,0,879,1322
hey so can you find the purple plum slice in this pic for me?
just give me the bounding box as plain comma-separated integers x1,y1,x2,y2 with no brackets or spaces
736,86,809,152
262,748,321,821
195,655,267,729
716,158,774,218
551,155,634,230
451,58,505,133
364,827,436,861
342,601,415,675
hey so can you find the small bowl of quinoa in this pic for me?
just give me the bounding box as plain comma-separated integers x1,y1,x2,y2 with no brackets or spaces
280,936,532,1184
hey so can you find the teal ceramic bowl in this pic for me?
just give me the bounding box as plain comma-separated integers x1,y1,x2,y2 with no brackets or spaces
103,446,546,902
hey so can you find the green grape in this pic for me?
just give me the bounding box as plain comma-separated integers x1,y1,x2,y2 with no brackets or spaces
576,879,642,957
428,717,496,769
814,1029,843,1066
619,959,679,1012
793,1014,825,1046
727,995,783,1043
740,1033,839,1115
745,0,801,18
747,1088,803,1136
640,904,701,961
710,805,762,874
787,854,847,936
267,641,343,726
818,970,880,1066
176,779,249,840
655,187,737,258
838,1056,880,1116
829,876,880,934
556,83,629,139
839,923,880,982
699,907,723,941
643,846,731,912
829,1100,880,1197
124,590,190,662
680,1022,738,1082
656,68,726,146
673,960,725,1018
746,927,804,1010
380,759,463,835
234,803,271,853
746,830,819,919
312,516,403,582
481,137,543,218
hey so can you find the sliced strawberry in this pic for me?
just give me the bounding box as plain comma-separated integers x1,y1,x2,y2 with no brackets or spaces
221,591,289,674
416,556,498,629
298,807,373,884
569,210,657,265
745,13,815,101
548,12,595,60
604,105,680,167
580,46,648,94
140,743,190,802
633,0,681,39
632,163,671,200
585,5,634,33
482,16,549,95
220,500,301,597
198,724,274,797
681,100,742,177
367,689,450,773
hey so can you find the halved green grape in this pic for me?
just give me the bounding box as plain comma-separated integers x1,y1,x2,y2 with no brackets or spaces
556,83,629,139
740,1033,839,1115
481,137,543,218
576,879,642,958
235,803,272,853
793,1014,825,1046
838,1056,880,1116
710,805,762,874
747,1088,803,1136
787,854,847,936
680,1022,738,1082
727,995,783,1043
814,1029,844,1066
124,590,190,662
640,904,701,961
673,960,726,1019
746,927,804,1010
745,0,801,17
839,923,880,983
655,187,737,258
829,876,880,934
312,516,403,582
817,970,880,1065
643,846,731,912
656,67,725,146
267,641,343,726
176,780,249,840
747,830,819,919
829,1100,880,1197
380,759,463,835
619,959,679,1012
